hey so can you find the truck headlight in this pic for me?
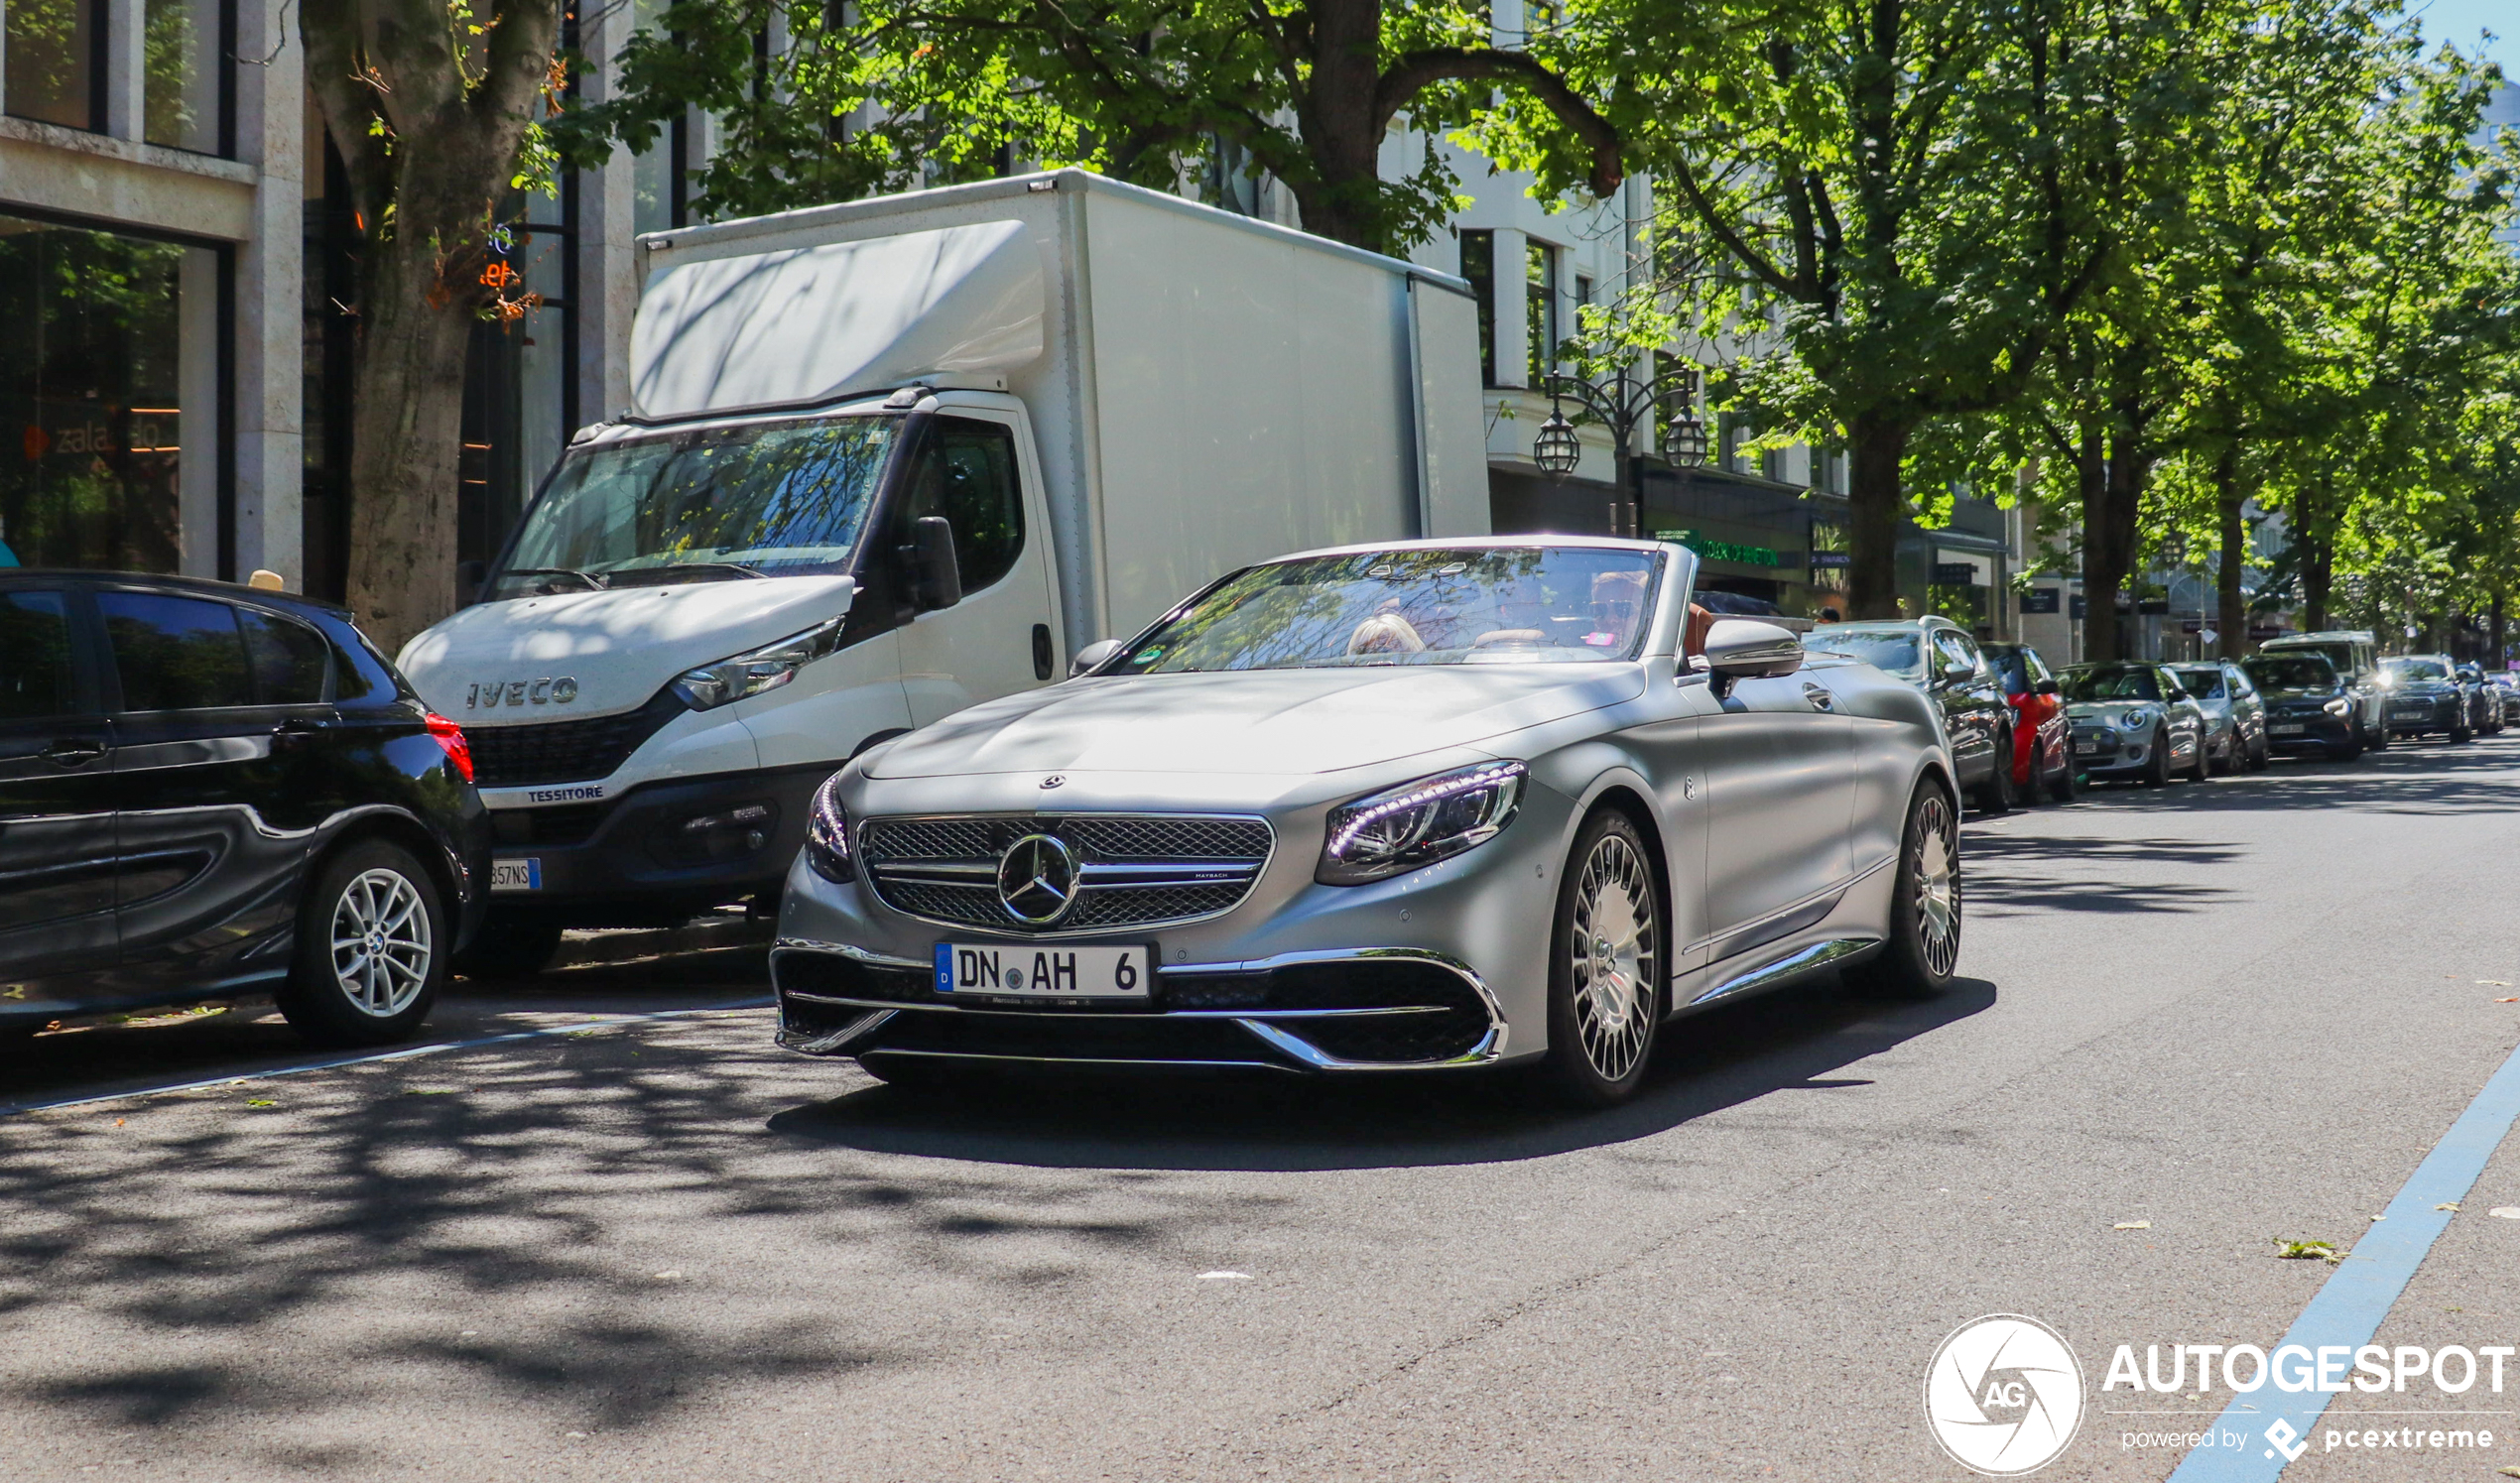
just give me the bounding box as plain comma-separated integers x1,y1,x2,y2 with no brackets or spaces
1317,761,1526,886
2324,697,2350,716
805,771,854,884
672,617,845,711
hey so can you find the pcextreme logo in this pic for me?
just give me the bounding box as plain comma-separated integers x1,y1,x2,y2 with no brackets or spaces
1925,1314,2086,1476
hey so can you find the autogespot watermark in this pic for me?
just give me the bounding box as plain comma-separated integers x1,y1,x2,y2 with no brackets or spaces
1926,1317,2511,1475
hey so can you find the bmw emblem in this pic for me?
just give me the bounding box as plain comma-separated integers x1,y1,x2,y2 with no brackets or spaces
996,833,1079,926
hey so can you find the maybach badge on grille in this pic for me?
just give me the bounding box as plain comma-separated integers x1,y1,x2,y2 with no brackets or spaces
466,677,580,708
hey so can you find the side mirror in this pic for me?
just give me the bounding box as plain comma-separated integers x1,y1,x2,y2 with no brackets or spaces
1070,638,1125,678
907,515,962,611
2034,678,2060,696
457,558,486,605
1703,619,1804,680
2167,686,2191,702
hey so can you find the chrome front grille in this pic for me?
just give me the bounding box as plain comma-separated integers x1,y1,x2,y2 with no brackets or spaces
859,813,1274,934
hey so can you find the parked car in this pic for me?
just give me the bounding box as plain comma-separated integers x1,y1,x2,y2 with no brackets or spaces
2240,653,2361,761
0,573,490,1051
2259,630,2390,752
1803,616,2018,812
2379,655,2471,743
2058,663,2210,785
772,539,1961,1108
2169,662,2268,773
2455,664,2504,736
1982,642,2076,802
2488,672,2520,726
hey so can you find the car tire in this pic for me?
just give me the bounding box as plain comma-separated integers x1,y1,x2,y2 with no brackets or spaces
1845,782,1961,1001
453,914,566,981
2328,733,2363,762
1540,808,1664,1109
2248,732,2269,771
2142,728,2172,787
2367,718,2390,751
277,838,447,1049
1972,735,2015,814
2046,750,2079,802
2452,719,2473,744
2021,750,2046,805
2189,733,2211,783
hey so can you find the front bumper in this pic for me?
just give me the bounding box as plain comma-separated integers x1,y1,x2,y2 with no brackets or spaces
771,941,1505,1073
482,764,833,926
773,775,1582,1072
2386,694,2461,732
2263,711,2353,750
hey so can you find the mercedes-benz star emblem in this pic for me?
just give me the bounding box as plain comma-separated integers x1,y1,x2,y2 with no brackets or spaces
996,833,1079,925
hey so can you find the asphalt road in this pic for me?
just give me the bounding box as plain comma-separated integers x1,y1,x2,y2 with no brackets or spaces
7,735,2520,1481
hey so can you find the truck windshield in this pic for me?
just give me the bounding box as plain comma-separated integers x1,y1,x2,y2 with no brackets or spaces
1107,548,1663,674
487,416,894,598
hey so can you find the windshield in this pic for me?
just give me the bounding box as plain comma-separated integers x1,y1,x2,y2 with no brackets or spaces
1985,649,2031,696
1803,627,1924,680
2171,666,2225,699
1107,548,1662,675
2272,641,2356,677
2244,657,2336,691
487,416,895,599
2383,658,2452,682
2060,666,2162,702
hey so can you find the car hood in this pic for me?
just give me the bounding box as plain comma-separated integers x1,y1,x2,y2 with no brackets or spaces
396,574,857,718
865,664,1648,779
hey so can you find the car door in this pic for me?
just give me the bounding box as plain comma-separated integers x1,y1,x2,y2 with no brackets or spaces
1697,662,1854,958
1930,629,2001,784
0,585,121,1014
891,412,1063,727
102,588,331,992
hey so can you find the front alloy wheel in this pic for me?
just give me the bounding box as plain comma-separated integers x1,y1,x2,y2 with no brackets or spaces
1543,810,1663,1107
1847,783,1961,999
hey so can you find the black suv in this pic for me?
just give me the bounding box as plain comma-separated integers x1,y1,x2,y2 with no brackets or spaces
0,574,490,1049
2241,653,2359,760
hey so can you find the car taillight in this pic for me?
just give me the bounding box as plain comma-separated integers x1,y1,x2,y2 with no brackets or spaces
424,712,474,784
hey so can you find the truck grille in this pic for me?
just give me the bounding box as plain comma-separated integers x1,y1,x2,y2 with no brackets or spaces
466,690,685,788
858,813,1272,933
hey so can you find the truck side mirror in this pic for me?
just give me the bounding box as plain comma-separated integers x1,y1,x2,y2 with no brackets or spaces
457,559,486,606
907,516,962,611
1070,638,1125,677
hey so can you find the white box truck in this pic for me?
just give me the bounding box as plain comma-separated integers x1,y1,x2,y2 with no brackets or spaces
395,168,1491,962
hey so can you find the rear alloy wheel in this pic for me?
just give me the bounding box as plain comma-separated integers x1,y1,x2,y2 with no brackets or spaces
279,839,446,1048
1972,734,2015,814
1846,783,1961,1000
1542,809,1663,1108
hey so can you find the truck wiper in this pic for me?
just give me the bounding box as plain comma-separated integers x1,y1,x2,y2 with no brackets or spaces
503,567,608,591
604,562,771,588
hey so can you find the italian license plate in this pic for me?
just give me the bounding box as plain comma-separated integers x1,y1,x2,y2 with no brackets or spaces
490,858,542,892
935,942,1153,999
2271,723,2306,735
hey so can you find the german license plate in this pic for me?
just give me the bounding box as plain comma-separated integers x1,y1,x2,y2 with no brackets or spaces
2394,706,2428,717
2075,742,2106,756
490,858,542,892
935,942,1153,999
2271,723,2305,735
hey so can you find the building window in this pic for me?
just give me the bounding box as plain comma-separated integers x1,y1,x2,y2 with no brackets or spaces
630,0,691,233
5,0,105,131
0,210,223,572
1527,240,1558,385
1459,229,1496,387
143,0,232,153
1203,135,1262,217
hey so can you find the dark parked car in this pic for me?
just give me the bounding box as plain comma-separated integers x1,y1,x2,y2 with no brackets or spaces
1804,616,2017,810
2242,653,2360,760
2259,630,2390,751
1982,642,2076,802
0,573,490,1050
2380,654,2472,743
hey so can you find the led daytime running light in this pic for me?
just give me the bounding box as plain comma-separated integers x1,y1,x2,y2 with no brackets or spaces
1327,762,1524,857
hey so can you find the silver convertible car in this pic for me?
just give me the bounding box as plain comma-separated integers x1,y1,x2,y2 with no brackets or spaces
771,538,1962,1106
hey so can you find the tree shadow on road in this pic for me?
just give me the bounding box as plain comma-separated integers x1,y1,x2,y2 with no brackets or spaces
2070,737,2520,816
765,975,1998,1174
1958,833,2245,919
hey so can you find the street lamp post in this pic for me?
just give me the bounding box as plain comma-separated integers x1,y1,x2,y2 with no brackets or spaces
1532,366,1707,538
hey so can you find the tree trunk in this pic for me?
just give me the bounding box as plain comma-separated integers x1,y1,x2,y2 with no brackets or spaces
343,257,479,655
2081,429,2144,664
1290,0,1385,249
2213,447,2248,658
2491,594,2505,668
1845,408,1909,619
2302,533,2332,632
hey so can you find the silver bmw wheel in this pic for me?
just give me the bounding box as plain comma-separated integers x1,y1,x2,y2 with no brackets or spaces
329,868,434,1018
1913,791,1960,978
1570,831,1658,1082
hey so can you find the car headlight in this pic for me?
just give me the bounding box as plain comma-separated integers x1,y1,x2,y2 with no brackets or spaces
1318,761,1526,886
805,771,854,883
2120,708,2154,731
672,617,846,711
2324,697,2350,716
